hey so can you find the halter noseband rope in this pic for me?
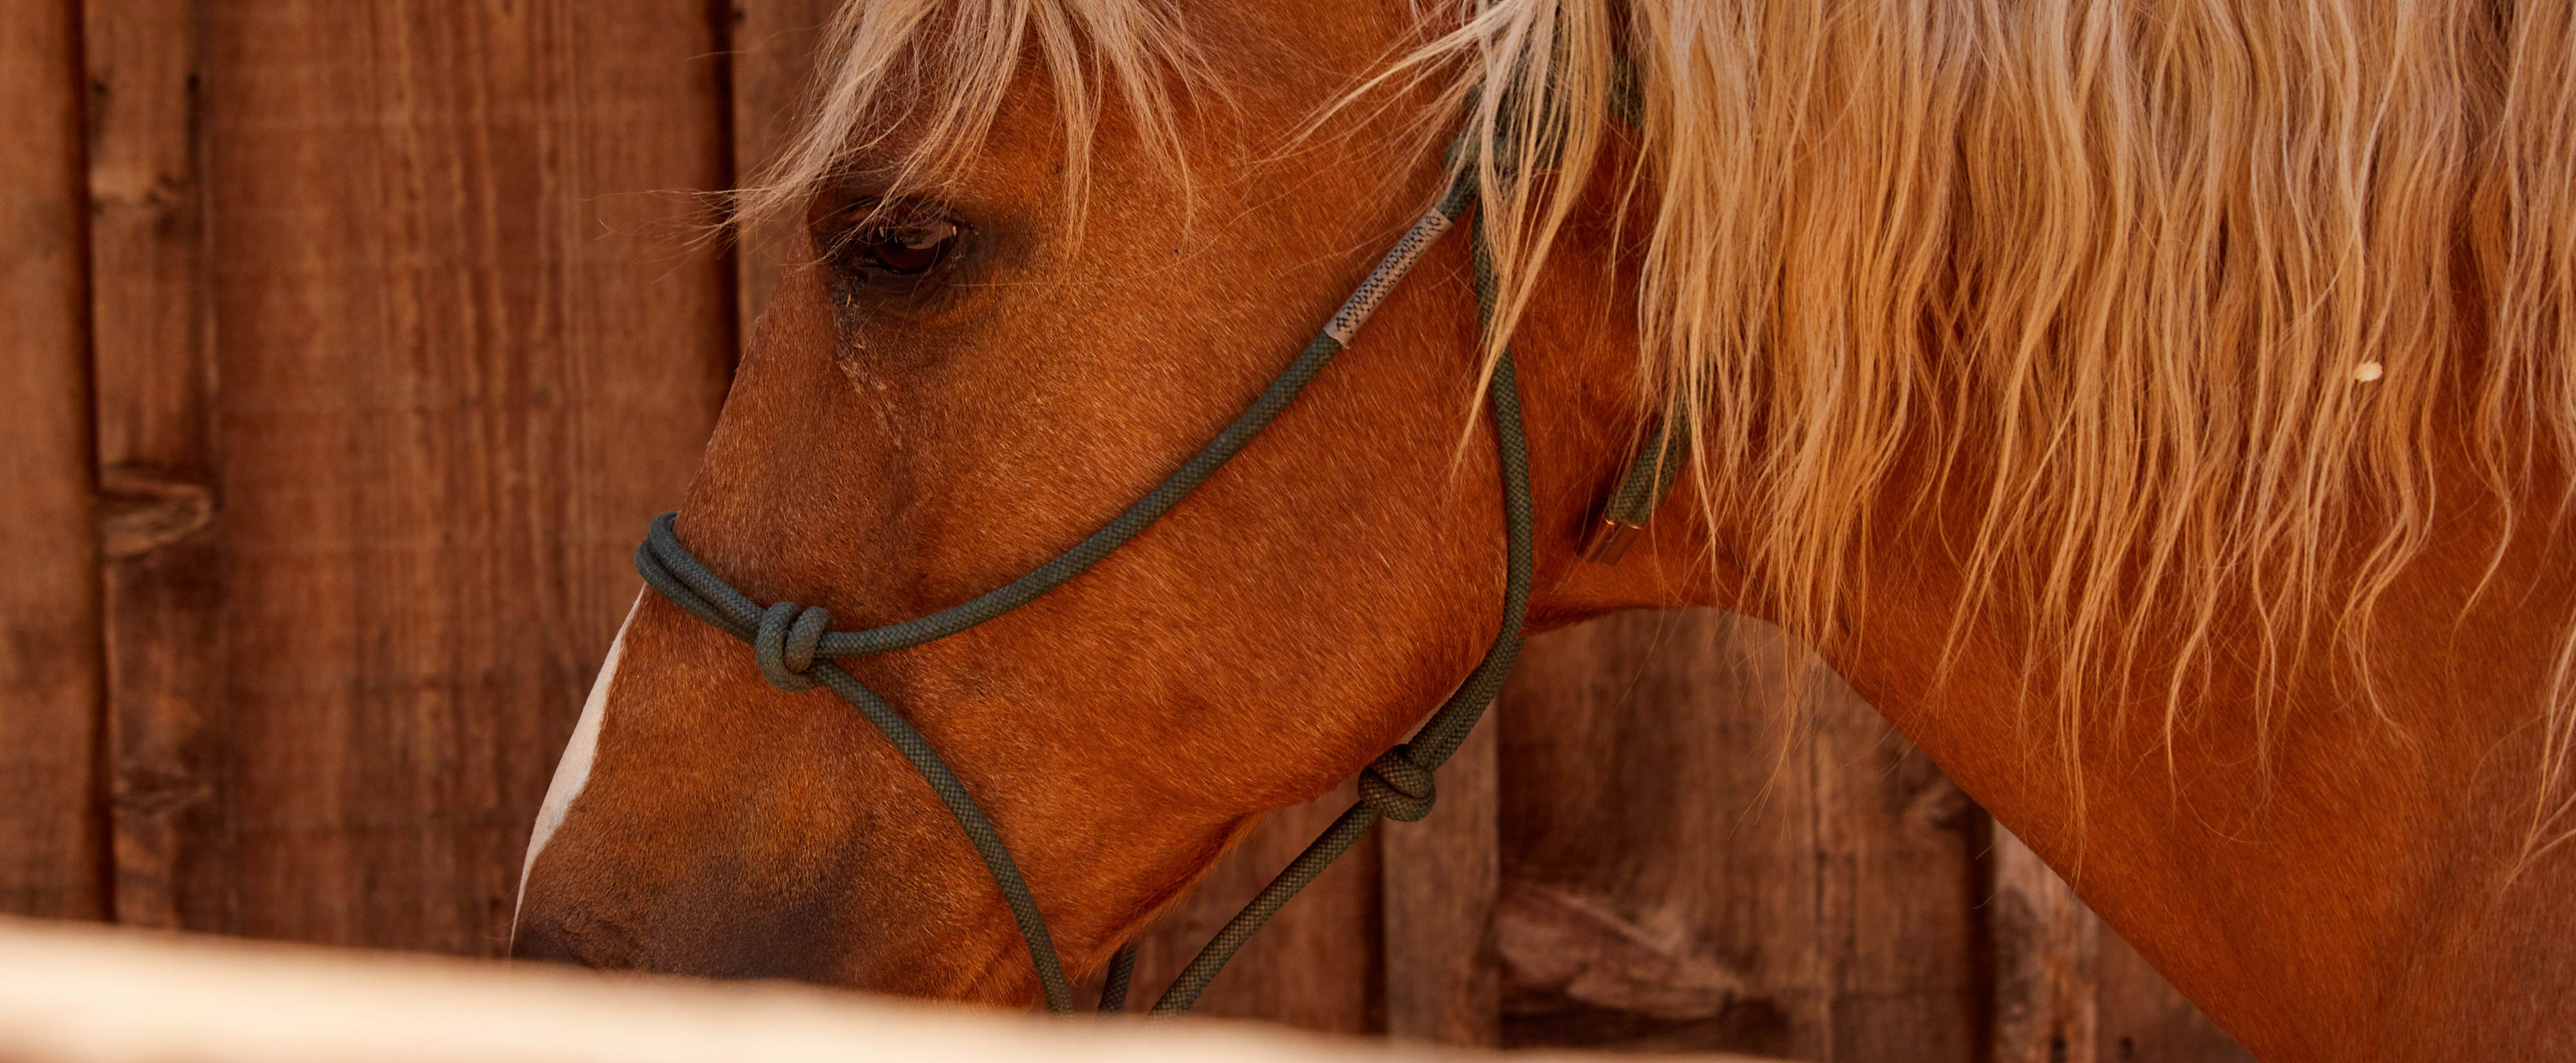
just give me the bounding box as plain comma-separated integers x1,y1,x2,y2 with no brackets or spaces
634,122,1674,1015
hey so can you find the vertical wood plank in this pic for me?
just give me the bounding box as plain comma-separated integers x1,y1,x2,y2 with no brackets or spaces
1123,781,1383,1032
1808,637,1984,1063
1495,610,1830,1058
1989,828,2099,1063
0,0,109,922
1978,830,2246,1062
200,0,732,953
1493,610,1982,1062
1380,716,1500,1046
2093,929,2255,1062
1989,828,2253,1063
84,0,236,935
727,0,839,334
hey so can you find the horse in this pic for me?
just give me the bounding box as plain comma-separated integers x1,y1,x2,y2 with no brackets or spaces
507,0,2576,1058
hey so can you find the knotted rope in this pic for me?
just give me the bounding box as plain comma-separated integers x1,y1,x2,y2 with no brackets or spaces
1359,746,1437,822
755,603,834,691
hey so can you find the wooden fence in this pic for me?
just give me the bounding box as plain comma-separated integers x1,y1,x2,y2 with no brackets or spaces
0,917,1788,1063
0,3,2246,1060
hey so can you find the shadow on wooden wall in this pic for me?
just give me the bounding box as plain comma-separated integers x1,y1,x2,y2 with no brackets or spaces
1132,611,2250,1063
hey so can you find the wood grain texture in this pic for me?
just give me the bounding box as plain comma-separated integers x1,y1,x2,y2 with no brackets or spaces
1122,781,1383,1032
727,0,839,334
84,0,237,935
2093,927,2253,1063
1493,610,1983,1062
1804,627,1986,1063
1988,828,2253,1063
1990,827,2099,1063
198,0,731,952
0,0,108,923
1381,716,1500,1046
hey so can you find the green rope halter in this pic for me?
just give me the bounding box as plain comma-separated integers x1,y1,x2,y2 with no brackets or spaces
634,106,1674,1015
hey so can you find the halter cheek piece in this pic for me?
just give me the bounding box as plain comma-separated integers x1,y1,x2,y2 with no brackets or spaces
634,128,1680,1015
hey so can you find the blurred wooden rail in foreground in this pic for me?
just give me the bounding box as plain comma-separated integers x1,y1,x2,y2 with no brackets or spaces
0,917,1786,1063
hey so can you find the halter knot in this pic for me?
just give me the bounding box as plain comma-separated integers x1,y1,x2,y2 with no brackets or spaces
755,600,834,692
1358,745,1437,822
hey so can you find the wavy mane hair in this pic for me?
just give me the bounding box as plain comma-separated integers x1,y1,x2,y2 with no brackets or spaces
739,0,2576,856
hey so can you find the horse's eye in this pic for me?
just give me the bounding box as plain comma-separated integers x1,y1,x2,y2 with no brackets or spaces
860,219,957,274
820,208,961,283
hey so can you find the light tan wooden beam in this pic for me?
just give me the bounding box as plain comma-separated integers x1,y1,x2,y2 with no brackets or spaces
0,917,1791,1063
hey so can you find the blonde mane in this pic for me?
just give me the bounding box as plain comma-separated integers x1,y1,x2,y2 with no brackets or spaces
748,0,2576,854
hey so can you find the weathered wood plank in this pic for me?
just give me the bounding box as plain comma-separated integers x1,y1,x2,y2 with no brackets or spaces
84,0,237,935
1989,827,2099,1063
1381,717,1500,1046
199,0,732,952
0,0,108,923
1493,610,1982,1062
1988,827,2253,1063
1804,630,1984,1063
2093,927,2253,1062
1124,780,1383,1033
727,0,840,335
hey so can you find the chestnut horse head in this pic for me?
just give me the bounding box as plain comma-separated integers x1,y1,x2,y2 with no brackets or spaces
514,1,2576,1057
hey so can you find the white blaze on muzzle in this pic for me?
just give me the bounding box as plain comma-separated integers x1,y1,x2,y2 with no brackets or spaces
513,592,641,935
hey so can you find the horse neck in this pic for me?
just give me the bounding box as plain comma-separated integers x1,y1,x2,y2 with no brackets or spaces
1533,315,2576,1057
